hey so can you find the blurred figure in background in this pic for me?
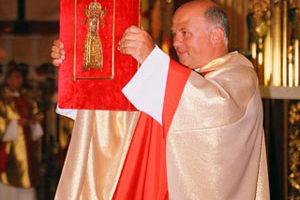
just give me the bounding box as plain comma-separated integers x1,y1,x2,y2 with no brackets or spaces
0,65,43,200
0,47,6,61
0,47,6,83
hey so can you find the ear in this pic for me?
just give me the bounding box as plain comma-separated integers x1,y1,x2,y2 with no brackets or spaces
210,27,225,46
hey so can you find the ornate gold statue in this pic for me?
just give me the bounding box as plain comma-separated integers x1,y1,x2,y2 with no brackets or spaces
247,0,271,85
289,0,300,40
83,0,106,70
248,0,271,42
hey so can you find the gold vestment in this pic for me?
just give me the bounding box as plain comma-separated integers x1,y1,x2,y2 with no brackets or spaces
0,87,42,188
167,52,269,199
55,52,269,200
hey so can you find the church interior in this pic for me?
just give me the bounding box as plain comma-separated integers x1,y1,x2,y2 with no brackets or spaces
0,0,299,199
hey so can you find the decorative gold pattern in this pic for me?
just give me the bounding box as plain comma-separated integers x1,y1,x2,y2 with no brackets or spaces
54,110,140,200
288,102,300,199
248,0,271,85
249,0,271,39
288,0,300,86
73,0,115,80
0,87,43,188
83,0,106,70
73,0,139,80
248,0,300,87
169,52,269,199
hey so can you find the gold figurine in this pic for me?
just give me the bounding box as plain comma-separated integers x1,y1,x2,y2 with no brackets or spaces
248,0,271,41
83,0,106,70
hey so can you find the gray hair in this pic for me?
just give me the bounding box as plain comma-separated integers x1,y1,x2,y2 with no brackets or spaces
204,6,230,45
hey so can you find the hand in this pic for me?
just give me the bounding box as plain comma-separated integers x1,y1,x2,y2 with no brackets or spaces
51,40,65,66
118,26,154,64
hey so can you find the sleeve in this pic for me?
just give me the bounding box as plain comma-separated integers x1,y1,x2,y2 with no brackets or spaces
2,120,18,142
170,66,258,131
31,123,44,141
56,105,77,120
0,100,18,142
122,46,170,125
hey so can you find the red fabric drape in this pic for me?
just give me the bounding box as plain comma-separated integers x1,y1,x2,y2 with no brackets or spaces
113,61,191,199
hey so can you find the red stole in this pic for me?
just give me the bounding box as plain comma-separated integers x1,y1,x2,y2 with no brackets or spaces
13,95,39,186
113,60,191,199
0,142,7,173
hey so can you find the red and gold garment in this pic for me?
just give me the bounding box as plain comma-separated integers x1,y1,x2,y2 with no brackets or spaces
0,87,42,189
58,0,139,110
55,48,269,199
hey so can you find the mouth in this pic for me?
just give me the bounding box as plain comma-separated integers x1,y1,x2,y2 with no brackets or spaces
175,49,187,57
176,52,188,61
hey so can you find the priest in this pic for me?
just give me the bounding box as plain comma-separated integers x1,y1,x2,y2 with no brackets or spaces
52,0,269,199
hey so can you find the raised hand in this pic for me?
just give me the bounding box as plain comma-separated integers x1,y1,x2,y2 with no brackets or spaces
118,26,155,64
51,40,65,66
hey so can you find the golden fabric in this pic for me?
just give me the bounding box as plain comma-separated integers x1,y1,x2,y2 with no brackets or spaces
167,52,269,199
55,51,269,199
0,87,42,188
55,110,140,200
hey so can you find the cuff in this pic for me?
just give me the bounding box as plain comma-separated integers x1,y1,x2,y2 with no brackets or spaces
122,46,170,125
56,105,77,120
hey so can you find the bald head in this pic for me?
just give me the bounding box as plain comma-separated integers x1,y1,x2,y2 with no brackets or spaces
171,0,230,69
177,0,216,12
175,0,230,43
174,0,217,22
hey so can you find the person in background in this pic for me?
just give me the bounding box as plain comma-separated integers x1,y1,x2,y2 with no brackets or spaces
0,47,6,83
0,47,6,61
0,65,43,200
51,0,269,199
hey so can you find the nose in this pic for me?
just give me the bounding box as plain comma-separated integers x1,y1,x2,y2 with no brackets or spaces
173,35,181,49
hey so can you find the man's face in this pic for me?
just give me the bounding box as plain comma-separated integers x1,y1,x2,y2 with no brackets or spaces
7,71,23,91
171,7,212,69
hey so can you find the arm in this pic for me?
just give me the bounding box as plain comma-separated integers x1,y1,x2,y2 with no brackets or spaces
122,46,170,124
51,40,77,119
119,26,169,124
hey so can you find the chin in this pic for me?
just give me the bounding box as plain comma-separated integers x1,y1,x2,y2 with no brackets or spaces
178,57,187,65
179,59,191,68
179,60,197,69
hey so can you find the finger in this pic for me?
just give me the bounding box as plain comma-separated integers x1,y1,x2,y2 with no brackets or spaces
119,46,137,56
51,44,65,54
124,25,141,34
119,33,144,50
52,59,63,67
118,39,139,53
60,53,65,60
121,39,140,49
123,32,141,41
119,26,144,46
119,46,144,63
119,32,138,44
118,37,134,50
51,51,62,59
51,45,61,53
53,40,64,48
60,49,66,56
